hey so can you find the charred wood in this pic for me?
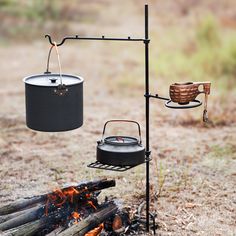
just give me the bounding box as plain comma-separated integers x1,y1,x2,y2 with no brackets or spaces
0,204,50,231
0,196,45,216
45,226,65,236
57,202,118,236
3,206,72,236
0,205,42,224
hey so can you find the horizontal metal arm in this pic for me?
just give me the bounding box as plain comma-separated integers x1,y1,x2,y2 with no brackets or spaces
45,34,149,46
145,94,170,101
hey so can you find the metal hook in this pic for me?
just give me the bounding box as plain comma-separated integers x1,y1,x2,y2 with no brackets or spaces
45,35,66,46
45,35,54,46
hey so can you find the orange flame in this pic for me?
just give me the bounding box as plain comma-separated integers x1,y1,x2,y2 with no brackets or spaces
47,187,80,206
85,223,104,236
72,211,80,219
71,211,81,224
45,187,81,215
87,200,97,210
45,185,97,218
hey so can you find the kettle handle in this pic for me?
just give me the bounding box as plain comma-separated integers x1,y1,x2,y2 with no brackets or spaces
101,120,142,144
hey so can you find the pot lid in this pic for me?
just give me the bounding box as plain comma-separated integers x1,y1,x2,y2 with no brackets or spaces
23,73,83,87
104,136,139,146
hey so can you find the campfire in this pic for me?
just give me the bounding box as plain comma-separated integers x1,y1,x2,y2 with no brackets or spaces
0,179,145,236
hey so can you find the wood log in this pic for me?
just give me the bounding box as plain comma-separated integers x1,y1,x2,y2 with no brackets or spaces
3,206,71,236
0,205,42,224
0,196,45,216
0,179,115,216
45,226,65,236
0,205,45,231
1,219,44,236
58,202,118,236
82,179,115,193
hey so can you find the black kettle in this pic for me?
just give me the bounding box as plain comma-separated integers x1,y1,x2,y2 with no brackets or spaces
97,120,145,166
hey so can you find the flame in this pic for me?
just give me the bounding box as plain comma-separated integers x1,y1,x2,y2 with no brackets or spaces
45,185,97,223
86,193,91,198
63,187,80,203
47,187,80,207
87,200,97,210
45,187,81,215
72,211,80,219
71,211,81,224
85,223,104,236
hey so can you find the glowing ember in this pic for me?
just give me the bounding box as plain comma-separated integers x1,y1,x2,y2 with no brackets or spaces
87,200,97,210
85,223,104,236
71,211,81,224
44,184,99,228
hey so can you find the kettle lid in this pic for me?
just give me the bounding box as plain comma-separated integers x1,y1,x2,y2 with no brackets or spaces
104,136,139,146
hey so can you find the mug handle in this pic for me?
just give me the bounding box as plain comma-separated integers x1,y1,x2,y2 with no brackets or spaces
195,82,211,95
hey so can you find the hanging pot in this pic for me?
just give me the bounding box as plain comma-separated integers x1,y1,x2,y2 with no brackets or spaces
97,120,145,166
23,45,84,132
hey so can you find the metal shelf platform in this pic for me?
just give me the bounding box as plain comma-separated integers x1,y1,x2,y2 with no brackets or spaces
87,161,142,172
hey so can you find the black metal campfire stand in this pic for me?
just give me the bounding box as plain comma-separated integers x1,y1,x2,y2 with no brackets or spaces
45,4,201,234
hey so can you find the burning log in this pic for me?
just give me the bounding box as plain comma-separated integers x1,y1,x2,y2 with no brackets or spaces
0,179,115,216
57,202,118,236
0,179,118,236
0,187,104,231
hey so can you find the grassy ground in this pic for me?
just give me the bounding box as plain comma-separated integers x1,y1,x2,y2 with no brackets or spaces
0,1,236,235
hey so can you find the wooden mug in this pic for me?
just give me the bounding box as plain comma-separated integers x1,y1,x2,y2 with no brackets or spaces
169,82,211,105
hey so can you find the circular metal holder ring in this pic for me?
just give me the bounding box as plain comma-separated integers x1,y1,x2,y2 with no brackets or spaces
165,99,202,109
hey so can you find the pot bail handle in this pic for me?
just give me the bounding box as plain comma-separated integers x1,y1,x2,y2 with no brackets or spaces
101,119,142,144
45,42,63,85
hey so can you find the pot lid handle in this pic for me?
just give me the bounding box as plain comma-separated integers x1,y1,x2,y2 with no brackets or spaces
101,120,142,144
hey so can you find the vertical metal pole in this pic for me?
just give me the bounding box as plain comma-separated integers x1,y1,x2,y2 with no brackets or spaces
144,4,150,232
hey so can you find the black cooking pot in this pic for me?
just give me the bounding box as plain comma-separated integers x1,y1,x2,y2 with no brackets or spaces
23,44,84,132
23,73,83,132
97,120,145,166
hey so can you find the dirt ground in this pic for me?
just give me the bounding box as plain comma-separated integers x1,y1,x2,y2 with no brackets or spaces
0,1,236,235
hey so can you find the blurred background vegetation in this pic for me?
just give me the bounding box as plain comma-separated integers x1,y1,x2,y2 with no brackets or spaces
0,0,235,97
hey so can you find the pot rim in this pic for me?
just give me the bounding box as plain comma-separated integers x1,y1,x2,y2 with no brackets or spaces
23,73,84,87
